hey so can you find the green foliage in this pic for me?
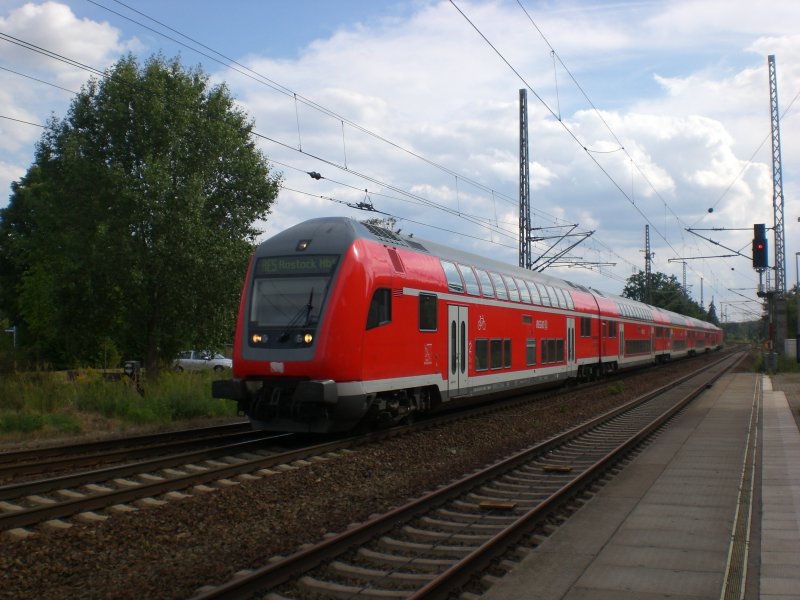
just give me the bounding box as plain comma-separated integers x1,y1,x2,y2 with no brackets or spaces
607,381,625,395
0,412,44,433
0,53,281,371
0,370,237,436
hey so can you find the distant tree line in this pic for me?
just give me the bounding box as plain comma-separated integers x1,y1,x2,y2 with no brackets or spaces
0,54,280,373
622,270,720,325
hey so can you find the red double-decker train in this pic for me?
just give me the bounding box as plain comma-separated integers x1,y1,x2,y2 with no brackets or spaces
212,217,723,432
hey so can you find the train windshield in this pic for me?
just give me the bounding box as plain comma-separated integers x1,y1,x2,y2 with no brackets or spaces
249,255,339,327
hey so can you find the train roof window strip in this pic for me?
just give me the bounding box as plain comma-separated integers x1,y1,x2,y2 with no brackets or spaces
503,275,521,302
490,272,509,300
561,289,573,309
475,269,495,298
547,285,562,308
440,260,464,293
557,288,568,309
526,281,541,305
515,277,531,303
458,264,481,296
536,282,551,306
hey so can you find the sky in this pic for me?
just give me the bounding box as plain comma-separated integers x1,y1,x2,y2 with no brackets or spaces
0,0,798,323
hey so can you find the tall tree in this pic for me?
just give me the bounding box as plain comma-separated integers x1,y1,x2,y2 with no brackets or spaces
0,54,280,371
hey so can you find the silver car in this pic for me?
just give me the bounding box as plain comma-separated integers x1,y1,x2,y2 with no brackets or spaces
173,350,232,372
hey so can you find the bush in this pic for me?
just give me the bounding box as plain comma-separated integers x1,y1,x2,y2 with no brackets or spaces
0,412,44,433
0,369,237,439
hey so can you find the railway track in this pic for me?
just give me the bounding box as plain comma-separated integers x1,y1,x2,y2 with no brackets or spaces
0,431,323,534
0,351,737,539
0,420,251,478
0,424,281,482
191,350,744,599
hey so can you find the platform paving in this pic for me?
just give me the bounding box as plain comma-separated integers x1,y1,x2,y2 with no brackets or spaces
482,371,799,600
760,377,800,600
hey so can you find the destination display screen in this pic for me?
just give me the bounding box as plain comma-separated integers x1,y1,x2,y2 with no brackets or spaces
255,255,339,276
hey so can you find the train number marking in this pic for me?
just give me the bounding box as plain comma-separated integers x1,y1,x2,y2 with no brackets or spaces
423,343,433,366
270,362,285,374
536,320,548,330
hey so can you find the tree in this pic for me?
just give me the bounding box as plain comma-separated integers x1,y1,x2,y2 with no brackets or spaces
706,300,720,326
0,54,281,372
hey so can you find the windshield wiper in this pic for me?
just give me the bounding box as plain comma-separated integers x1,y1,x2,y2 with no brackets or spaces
304,288,314,326
279,288,315,342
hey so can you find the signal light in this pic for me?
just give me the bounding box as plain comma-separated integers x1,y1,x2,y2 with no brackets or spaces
752,223,768,269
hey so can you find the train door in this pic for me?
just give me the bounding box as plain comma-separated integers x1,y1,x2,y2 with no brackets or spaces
447,305,468,398
566,317,576,376
619,323,625,360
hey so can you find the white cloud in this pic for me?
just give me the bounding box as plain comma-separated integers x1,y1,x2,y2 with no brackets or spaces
0,0,798,318
0,160,25,202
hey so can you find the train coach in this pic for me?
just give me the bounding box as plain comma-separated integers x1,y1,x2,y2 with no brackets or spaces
212,217,723,433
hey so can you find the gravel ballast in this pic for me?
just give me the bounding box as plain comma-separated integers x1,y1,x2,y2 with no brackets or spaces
0,352,745,599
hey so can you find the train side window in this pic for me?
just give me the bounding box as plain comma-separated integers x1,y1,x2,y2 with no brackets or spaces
526,280,541,304
526,339,536,366
419,293,438,331
475,269,495,298
366,288,392,330
547,286,563,308
535,282,551,306
490,339,503,369
556,339,564,362
490,273,508,300
580,317,591,337
503,339,511,368
440,260,464,293
503,276,520,302
560,289,574,309
541,338,548,363
515,278,531,303
609,321,617,337
475,339,489,371
458,264,481,296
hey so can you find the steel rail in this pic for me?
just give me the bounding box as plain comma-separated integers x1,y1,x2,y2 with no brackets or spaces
0,433,293,503
190,351,742,599
0,420,250,464
0,429,274,479
411,351,741,598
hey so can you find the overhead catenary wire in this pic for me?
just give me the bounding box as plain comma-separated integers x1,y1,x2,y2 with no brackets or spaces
67,1,653,279
0,49,637,286
449,0,769,308
90,0,520,208
1,7,737,294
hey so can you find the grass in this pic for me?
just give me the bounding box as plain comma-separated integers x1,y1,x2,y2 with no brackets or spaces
0,369,238,442
753,352,800,374
607,381,625,395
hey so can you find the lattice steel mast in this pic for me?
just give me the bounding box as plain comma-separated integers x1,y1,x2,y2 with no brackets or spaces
768,54,786,294
519,89,532,269
644,224,653,304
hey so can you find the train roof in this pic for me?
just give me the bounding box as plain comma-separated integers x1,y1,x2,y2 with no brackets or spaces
267,217,720,333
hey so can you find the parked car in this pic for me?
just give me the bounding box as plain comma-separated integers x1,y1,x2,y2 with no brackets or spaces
173,350,232,372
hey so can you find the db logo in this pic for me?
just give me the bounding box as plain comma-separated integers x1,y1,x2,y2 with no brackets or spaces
477,315,487,331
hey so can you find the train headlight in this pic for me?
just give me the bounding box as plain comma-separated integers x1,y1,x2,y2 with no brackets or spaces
303,333,314,344
251,333,263,344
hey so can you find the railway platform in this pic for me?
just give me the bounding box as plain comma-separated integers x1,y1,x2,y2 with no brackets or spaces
482,371,800,600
